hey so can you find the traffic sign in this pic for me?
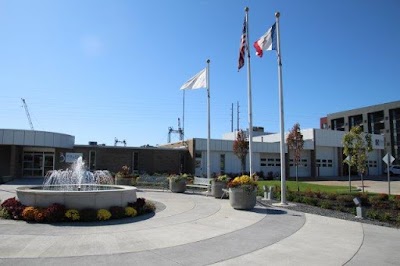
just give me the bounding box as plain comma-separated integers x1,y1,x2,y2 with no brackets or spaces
382,153,395,165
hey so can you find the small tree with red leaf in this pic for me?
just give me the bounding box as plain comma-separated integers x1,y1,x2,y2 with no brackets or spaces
286,123,304,192
233,130,249,174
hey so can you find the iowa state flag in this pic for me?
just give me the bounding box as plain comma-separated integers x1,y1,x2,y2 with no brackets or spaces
253,23,276,57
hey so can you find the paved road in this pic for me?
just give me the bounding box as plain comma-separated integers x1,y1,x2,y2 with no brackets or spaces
0,180,399,265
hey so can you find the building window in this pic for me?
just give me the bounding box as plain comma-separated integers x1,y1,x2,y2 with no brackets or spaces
317,158,333,168
368,110,385,134
133,152,139,172
89,150,96,171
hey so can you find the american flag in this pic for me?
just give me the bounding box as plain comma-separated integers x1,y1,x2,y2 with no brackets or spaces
238,16,247,71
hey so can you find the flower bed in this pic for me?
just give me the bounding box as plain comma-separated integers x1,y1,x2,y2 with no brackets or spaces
0,197,156,223
271,185,400,226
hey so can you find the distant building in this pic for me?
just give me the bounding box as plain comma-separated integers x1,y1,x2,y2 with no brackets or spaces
320,100,400,164
173,129,384,178
0,129,187,179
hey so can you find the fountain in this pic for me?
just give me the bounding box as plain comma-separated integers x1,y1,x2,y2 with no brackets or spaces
16,157,137,209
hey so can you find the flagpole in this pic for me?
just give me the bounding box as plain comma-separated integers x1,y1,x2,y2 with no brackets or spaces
182,90,185,140
245,7,253,177
206,59,211,180
276,12,287,205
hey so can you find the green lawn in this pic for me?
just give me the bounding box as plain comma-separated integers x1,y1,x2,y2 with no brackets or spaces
257,180,356,194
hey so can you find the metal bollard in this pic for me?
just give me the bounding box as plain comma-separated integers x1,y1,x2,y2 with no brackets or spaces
267,186,274,200
263,185,268,200
353,197,365,219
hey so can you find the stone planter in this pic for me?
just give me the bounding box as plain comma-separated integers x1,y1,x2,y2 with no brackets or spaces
229,187,257,210
169,179,186,193
212,180,227,198
115,177,133,186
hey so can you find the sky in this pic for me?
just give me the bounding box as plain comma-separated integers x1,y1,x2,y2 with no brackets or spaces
0,0,399,147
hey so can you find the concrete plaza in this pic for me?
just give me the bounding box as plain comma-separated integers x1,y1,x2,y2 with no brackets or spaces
0,179,399,265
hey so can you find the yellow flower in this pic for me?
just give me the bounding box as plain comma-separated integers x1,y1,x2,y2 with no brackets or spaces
228,175,257,189
125,207,137,217
97,209,112,221
65,209,80,221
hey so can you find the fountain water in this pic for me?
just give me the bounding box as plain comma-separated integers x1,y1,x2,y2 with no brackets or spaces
16,157,137,209
43,156,114,191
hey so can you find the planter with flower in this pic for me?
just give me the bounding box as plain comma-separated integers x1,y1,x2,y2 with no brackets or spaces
227,175,258,210
168,173,193,193
114,165,137,186
212,174,231,198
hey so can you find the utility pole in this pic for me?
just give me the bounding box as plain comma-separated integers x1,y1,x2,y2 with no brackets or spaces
236,101,240,131
21,98,34,130
231,103,234,132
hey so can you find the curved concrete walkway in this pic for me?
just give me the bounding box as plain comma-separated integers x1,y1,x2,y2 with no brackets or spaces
0,182,399,265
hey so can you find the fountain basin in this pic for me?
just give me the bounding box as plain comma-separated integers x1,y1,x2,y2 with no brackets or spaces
16,185,137,209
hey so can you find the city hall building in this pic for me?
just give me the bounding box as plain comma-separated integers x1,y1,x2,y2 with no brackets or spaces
0,129,188,179
172,128,384,179
0,126,386,180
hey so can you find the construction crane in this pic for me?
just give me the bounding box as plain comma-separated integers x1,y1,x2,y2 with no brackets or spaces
21,98,34,130
168,118,184,143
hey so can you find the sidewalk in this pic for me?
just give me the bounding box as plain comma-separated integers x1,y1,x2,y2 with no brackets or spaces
0,180,399,265
305,179,400,195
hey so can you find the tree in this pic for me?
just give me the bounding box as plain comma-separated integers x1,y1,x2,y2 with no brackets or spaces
342,126,372,193
233,130,249,174
286,123,304,192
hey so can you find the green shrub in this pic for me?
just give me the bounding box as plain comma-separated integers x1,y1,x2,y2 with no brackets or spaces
370,200,391,210
336,194,354,207
320,200,333,209
302,197,318,206
391,196,400,210
366,209,379,220
376,193,389,201
304,188,314,198
334,205,345,212
381,212,392,222
327,192,337,201
0,207,10,219
286,192,295,201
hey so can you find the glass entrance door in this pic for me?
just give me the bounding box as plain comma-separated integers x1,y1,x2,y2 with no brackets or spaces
44,153,54,175
23,152,54,177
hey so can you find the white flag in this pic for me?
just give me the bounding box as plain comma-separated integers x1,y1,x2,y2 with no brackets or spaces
180,68,207,90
